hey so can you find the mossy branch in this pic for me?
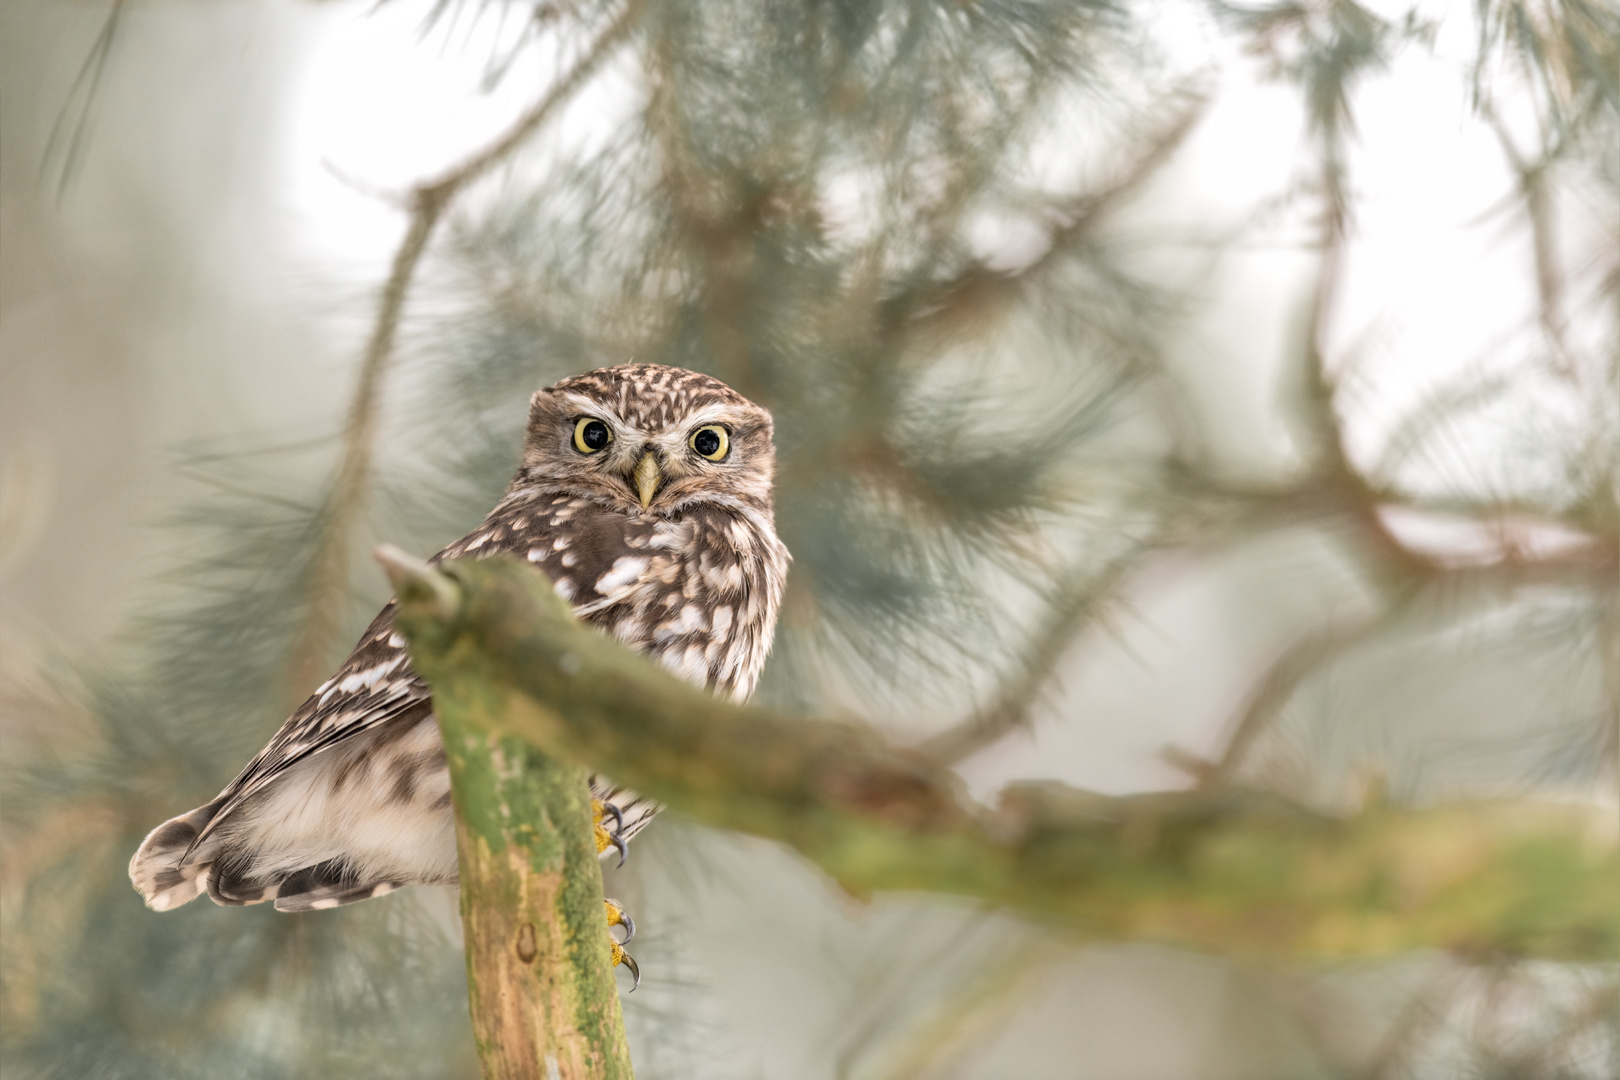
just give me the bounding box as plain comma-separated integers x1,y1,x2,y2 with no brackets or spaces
379,550,634,1080
385,551,1619,964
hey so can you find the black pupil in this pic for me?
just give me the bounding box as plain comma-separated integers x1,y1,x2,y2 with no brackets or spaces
581,421,609,450
694,429,722,457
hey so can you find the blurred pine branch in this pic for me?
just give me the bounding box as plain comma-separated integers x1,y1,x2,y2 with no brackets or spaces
287,1,642,702
6,0,1616,1076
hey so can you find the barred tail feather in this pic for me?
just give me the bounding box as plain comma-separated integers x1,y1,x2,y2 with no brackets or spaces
273,876,403,913
128,798,225,911
131,770,652,915
206,854,403,912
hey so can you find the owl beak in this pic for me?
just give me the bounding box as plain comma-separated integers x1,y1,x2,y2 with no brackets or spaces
632,452,662,509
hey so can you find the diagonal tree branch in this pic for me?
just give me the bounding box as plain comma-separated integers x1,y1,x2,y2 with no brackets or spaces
886,92,1209,350
287,4,643,701
385,551,1618,964
918,545,1151,764
1203,605,1401,788
41,0,126,200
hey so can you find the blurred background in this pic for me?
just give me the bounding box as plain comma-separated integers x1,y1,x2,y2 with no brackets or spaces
2,0,1615,1077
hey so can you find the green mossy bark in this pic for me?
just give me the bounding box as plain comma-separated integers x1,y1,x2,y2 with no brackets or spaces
407,601,633,1080
390,553,1619,965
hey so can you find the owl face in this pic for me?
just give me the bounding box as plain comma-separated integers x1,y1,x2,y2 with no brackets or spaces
521,364,776,516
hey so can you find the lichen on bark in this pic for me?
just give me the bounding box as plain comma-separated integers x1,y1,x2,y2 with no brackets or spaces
396,558,633,1080
385,550,1618,968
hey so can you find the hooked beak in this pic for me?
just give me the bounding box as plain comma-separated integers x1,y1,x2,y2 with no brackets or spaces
632,452,662,510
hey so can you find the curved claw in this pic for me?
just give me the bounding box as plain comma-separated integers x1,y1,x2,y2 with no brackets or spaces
607,936,641,991
605,899,641,990
593,800,630,868
603,898,635,944
620,950,641,992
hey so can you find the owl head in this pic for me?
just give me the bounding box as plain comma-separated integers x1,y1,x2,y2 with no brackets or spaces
521,364,777,515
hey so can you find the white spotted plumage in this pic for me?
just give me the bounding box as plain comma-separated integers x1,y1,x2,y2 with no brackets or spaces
130,364,789,915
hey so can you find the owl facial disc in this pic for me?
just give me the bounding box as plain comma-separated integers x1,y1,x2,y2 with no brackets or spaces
520,363,778,517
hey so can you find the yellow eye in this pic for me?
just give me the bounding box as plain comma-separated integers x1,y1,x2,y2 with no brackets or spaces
689,424,729,461
573,417,613,454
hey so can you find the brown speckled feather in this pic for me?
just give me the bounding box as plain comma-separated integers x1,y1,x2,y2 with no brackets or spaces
130,364,788,914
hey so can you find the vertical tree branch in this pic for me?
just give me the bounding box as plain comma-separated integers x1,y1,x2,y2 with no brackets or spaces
383,548,633,1080
1481,102,1574,377
442,728,633,1080
290,206,439,701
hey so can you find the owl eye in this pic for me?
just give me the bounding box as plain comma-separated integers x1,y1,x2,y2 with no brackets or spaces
690,424,729,461
573,417,613,454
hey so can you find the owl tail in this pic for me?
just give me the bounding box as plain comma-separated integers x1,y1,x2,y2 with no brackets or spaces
128,798,225,911
132,801,413,914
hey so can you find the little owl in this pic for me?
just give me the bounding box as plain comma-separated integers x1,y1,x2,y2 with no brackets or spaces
130,363,791,982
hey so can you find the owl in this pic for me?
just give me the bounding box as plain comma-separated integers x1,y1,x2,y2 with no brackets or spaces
129,363,790,980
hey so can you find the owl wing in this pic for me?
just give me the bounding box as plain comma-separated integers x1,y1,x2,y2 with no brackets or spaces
189,492,673,852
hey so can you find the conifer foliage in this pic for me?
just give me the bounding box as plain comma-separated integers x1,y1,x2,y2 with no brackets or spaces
3,1,1616,1077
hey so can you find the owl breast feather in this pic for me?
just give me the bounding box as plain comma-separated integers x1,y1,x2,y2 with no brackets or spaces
466,493,787,701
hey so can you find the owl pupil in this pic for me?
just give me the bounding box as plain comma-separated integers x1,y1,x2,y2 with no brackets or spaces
693,429,721,456
581,421,610,450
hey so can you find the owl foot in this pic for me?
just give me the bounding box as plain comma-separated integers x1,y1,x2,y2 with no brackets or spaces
604,897,640,990
593,798,629,867
589,803,625,867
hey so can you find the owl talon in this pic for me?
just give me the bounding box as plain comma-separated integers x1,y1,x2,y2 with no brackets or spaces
593,798,629,868
604,897,635,944
610,940,641,991
605,898,640,989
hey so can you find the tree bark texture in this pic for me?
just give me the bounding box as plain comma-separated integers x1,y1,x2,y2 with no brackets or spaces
386,550,1618,967
412,589,634,1080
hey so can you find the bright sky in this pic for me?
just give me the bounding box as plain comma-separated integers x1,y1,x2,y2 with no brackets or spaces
283,0,559,279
